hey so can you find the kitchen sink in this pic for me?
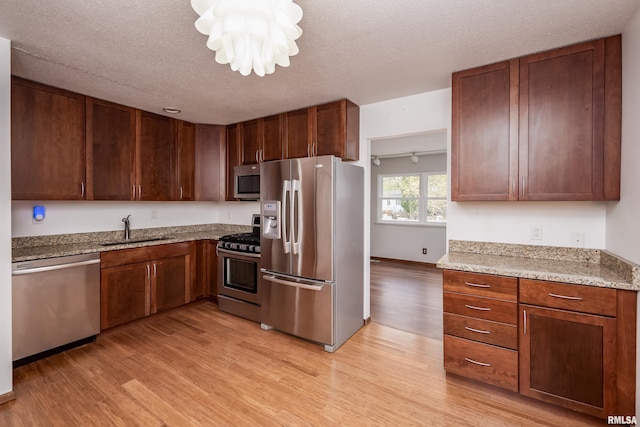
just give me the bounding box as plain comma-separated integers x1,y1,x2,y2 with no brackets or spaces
100,237,168,247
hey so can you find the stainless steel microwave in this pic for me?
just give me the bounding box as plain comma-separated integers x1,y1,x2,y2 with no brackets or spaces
233,164,260,200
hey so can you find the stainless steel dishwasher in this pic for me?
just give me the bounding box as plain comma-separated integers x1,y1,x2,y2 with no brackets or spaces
11,253,101,363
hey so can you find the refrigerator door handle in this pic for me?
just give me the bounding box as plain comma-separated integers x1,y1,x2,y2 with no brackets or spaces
292,179,302,255
263,274,325,292
282,179,291,254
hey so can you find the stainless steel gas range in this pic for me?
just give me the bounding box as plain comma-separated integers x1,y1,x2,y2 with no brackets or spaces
216,214,261,322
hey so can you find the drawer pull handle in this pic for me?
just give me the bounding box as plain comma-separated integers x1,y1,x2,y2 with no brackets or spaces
464,326,490,334
548,293,582,301
465,304,491,311
464,357,491,367
464,282,490,288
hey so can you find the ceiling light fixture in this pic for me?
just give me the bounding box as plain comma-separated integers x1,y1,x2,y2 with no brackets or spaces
372,157,381,167
162,107,181,114
410,153,419,164
191,0,303,77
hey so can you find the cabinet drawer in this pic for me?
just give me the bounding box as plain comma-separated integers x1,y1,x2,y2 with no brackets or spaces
443,270,517,301
444,313,517,350
519,279,617,316
444,292,517,324
444,335,518,392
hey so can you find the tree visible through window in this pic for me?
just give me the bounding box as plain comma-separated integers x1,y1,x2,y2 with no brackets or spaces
379,173,447,223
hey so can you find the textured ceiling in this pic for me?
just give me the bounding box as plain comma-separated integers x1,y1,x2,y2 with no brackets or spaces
0,1,638,125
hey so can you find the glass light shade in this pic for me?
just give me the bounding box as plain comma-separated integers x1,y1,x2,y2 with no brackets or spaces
191,0,303,77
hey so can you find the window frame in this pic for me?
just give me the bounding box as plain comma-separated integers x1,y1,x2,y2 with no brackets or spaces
377,171,447,225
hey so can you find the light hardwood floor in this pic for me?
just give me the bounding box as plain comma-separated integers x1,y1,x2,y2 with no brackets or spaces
0,301,602,426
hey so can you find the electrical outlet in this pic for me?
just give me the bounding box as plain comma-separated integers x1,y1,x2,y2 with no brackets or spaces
422,248,428,255
570,232,585,247
530,225,543,240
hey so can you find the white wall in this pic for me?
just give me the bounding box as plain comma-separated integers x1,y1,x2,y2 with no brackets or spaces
607,5,640,265
360,89,452,318
448,201,606,248
370,153,447,263
1,37,13,398
12,201,260,237
606,7,640,417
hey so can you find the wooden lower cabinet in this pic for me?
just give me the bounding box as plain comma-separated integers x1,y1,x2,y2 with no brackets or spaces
442,270,637,419
100,261,150,329
519,304,616,418
100,242,192,330
153,255,189,313
208,240,219,300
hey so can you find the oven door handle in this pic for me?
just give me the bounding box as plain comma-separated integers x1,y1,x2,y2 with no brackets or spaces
216,247,261,259
263,274,325,292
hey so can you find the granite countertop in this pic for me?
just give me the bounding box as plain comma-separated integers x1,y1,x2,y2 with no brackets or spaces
12,223,252,262
437,240,640,291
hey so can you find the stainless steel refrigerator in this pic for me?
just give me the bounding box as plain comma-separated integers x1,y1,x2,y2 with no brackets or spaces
260,155,364,352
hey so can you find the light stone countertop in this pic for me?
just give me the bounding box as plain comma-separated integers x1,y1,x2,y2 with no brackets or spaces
437,240,640,292
12,223,252,263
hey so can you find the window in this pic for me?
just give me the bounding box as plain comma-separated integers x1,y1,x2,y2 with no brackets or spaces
378,173,447,224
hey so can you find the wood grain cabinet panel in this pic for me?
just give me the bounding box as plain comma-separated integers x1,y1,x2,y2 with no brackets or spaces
192,240,209,301
195,124,226,201
452,61,518,201
444,313,517,350
519,304,616,418
520,278,617,316
11,77,86,200
451,35,621,201
152,255,189,313
262,114,283,162
86,97,136,200
100,243,192,330
444,335,518,392
100,261,150,330
240,119,260,165
208,240,219,300
226,124,241,200
138,111,176,201
443,292,517,324
177,121,196,201
284,107,312,159
315,100,359,161
443,270,517,301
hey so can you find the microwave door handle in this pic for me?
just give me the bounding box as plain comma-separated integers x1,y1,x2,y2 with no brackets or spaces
292,179,301,255
282,179,291,254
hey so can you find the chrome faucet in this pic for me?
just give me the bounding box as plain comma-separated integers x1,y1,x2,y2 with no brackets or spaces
122,215,131,240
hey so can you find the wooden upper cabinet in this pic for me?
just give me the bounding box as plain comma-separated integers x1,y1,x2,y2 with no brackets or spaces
262,114,283,162
195,124,226,201
226,123,241,200
240,119,260,165
240,115,283,165
11,77,86,200
177,121,196,201
452,35,621,202
452,60,518,201
86,97,136,200
137,111,176,201
316,99,359,161
519,37,620,201
284,107,312,159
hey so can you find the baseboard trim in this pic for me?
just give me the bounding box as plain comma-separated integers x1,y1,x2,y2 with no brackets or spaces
370,257,437,268
0,390,16,405
364,316,372,325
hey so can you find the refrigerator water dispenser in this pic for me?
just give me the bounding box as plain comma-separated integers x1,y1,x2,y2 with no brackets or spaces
262,201,281,239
